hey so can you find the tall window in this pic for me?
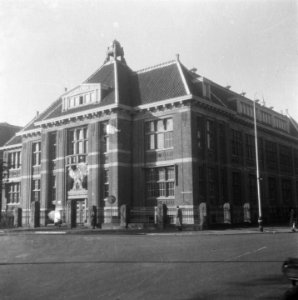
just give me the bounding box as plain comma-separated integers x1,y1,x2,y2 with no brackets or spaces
294,149,298,175
268,177,277,205
32,179,40,202
206,120,215,150
231,130,242,157
101,122,109,153
219,124,226,161
145,118,173,150
232,171,241,204
279,145,292,173
220,169,227,203
265,141,277,170
245,134,254,161
8,183,20,203
248,174,257,204
50,175,56,202
103,169,109,198
197,117,204,149
198,166,205,199
8,151,21,169
49,133,57,161
258,138,264,166
281,179,292,205
67,127,88,155
207,167,216,198
32,142,41,166
145,166,175,198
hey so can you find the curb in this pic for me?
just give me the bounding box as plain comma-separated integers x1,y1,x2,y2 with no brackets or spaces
0,227,293,236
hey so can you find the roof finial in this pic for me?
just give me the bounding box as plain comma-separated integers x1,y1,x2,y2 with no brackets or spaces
175,53,180,61
104,40,126,65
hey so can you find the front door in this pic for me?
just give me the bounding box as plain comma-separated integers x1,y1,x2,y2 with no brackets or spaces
70,199,87,228
76,200,86,226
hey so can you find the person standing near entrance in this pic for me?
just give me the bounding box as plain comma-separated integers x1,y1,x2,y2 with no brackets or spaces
91,207,97,229
176,206,183,231
289,208,296,232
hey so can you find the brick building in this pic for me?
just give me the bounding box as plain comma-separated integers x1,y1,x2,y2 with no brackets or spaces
1,40,298,228
0,123,22,218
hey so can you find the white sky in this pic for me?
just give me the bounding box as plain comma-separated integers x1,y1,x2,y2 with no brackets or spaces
0,0,297,127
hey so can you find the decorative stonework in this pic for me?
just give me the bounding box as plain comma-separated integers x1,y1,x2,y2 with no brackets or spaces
68,163,88,191
104,40,126,64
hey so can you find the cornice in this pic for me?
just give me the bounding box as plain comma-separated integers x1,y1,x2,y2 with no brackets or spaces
34,103,134,127
192,96,236,117
134,95,193,113
16,128,41,137
0,143,22,151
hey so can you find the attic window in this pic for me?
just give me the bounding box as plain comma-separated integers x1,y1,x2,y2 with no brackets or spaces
62,83,104,111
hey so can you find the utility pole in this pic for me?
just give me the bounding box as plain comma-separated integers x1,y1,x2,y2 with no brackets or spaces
253,99,263,232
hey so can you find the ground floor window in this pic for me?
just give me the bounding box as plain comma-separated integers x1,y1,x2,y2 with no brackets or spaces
146,166,175,198
32,179,41,202
103,169,109,198
268,177,277,204
281,179,292,205
248,174,257,204
8,183,20,203
232,171,241,204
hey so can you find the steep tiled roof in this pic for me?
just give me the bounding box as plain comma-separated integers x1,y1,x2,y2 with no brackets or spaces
38,100,62,122
116,61,134,106
84,63,115,87
20,99,62,131
35,63,117,123
0,123,22,147
33,60,190,124
180,64,203,97
133,61,187,106
4,134,22,147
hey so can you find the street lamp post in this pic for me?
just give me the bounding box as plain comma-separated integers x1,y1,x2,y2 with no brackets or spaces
253,99,263,232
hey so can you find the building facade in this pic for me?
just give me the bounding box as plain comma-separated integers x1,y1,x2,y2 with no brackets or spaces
0,122,22,220
1,40,298,228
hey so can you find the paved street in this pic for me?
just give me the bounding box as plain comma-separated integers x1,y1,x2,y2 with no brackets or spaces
0,229,297,300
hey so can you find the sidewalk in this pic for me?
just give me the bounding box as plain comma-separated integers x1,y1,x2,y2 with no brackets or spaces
0,225,294,236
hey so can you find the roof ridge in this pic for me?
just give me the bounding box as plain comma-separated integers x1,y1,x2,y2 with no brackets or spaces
175,60,191,95
136,60,176,74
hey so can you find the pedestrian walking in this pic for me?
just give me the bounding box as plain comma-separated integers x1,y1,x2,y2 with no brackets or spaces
176,206,183,231
289,208,296,232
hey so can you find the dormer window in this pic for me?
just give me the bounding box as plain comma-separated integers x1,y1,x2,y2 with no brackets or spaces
62,83,108,111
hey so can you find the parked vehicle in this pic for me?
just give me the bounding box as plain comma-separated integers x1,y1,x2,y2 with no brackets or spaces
282,258,298,286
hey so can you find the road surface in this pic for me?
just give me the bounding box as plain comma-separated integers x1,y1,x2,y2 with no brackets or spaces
0,230,297,299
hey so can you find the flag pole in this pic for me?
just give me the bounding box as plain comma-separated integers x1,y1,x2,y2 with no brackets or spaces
253,99,263,232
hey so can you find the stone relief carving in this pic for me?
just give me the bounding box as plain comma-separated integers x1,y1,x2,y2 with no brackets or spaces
68,163,88,191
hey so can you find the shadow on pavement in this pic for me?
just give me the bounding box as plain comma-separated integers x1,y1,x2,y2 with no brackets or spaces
188,274,290,300
282,286,298,300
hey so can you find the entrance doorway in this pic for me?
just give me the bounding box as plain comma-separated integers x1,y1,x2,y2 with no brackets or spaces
70,199,87,228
